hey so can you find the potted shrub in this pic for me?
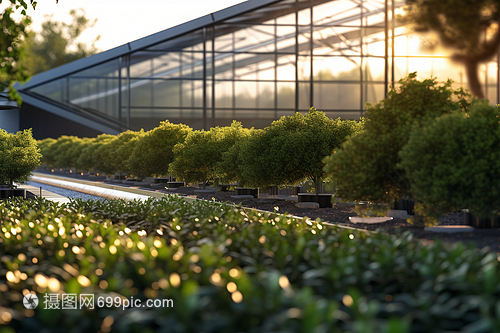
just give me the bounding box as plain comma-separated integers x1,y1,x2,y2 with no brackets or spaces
400,102,500,227
230,108,362,206
216,128,263,197
0,128,41,198
126,120,191,178
323,73,474,213
169,121,251,190
75,134,115,177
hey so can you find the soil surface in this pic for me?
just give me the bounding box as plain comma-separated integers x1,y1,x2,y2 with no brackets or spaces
160,186,500,252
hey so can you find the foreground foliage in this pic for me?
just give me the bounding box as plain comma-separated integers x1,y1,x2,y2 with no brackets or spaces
1,196,500,332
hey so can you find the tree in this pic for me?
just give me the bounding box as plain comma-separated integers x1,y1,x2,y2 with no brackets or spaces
127,121,191,178
323,73,474,204
169,121,251,185
92,130,144,176
0,1,61,103
402,0,500,99
216,128,263,186
234,108,363,193
75,134,114,172
400,102,500,218
0,2,32,104
38,135,73,167
52,135,83,168
21,8,100,75
38,137,56,166
0,128,41,189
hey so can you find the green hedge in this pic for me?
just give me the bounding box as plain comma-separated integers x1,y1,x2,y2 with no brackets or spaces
400,102,500,218
1,196,500,332
38,109,362,187
0,128,40,188
220,108,363,191
323,73,474,204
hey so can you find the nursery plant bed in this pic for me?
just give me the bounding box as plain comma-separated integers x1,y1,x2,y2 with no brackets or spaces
162,186,500,249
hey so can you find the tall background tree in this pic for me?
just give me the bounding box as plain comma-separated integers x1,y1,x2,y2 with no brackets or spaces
0,0,34,104
21,8,100,75
402,0,500,99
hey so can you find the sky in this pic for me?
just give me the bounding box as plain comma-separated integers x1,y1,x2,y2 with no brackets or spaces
3,0,245,52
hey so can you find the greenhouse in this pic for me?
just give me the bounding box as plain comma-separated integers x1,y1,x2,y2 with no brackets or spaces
13,0,500,138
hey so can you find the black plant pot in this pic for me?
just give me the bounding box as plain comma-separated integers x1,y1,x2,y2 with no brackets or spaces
393,199,415,215
154,178,170,184
463,212,500,229
235,187,259,198
297,193,333,208
0,188,26,200
167,182,185,188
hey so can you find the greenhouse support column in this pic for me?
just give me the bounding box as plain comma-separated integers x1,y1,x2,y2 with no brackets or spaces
232,32,236,119
310,0,314,108
497,49,499,104
384,0,389,97
118,57,123,127
295,0,299,112
391,0,395,87
360,0,364,117
274,19,278,119
211,27,215,128
65,77,70,106
203,27,207,130
179,54,182,115
126,55,131,129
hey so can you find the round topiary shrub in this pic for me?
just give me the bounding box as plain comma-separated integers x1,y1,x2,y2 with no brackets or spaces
127,120,191,178
323,73,474,204
0,128,41,189
399,102,500,219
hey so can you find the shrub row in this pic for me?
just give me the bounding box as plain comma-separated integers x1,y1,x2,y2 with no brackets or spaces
0,128,40,189
38,110,363,191
1,196,500,332
322,73,500,219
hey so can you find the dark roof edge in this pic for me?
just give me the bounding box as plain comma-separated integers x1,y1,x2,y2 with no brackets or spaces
17,0,281,90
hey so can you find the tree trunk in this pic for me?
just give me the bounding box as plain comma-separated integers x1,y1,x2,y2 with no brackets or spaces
9,178,13,190
463,58,484,99
313,178,323,194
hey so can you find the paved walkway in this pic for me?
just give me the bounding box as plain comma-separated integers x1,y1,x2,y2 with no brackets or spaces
31,173,156,201
22,184,71,204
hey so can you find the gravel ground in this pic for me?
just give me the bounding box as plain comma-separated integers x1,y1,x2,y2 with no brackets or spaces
162,186,500,252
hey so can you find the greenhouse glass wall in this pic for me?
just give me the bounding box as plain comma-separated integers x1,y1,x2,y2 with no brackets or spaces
15,0,500,138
